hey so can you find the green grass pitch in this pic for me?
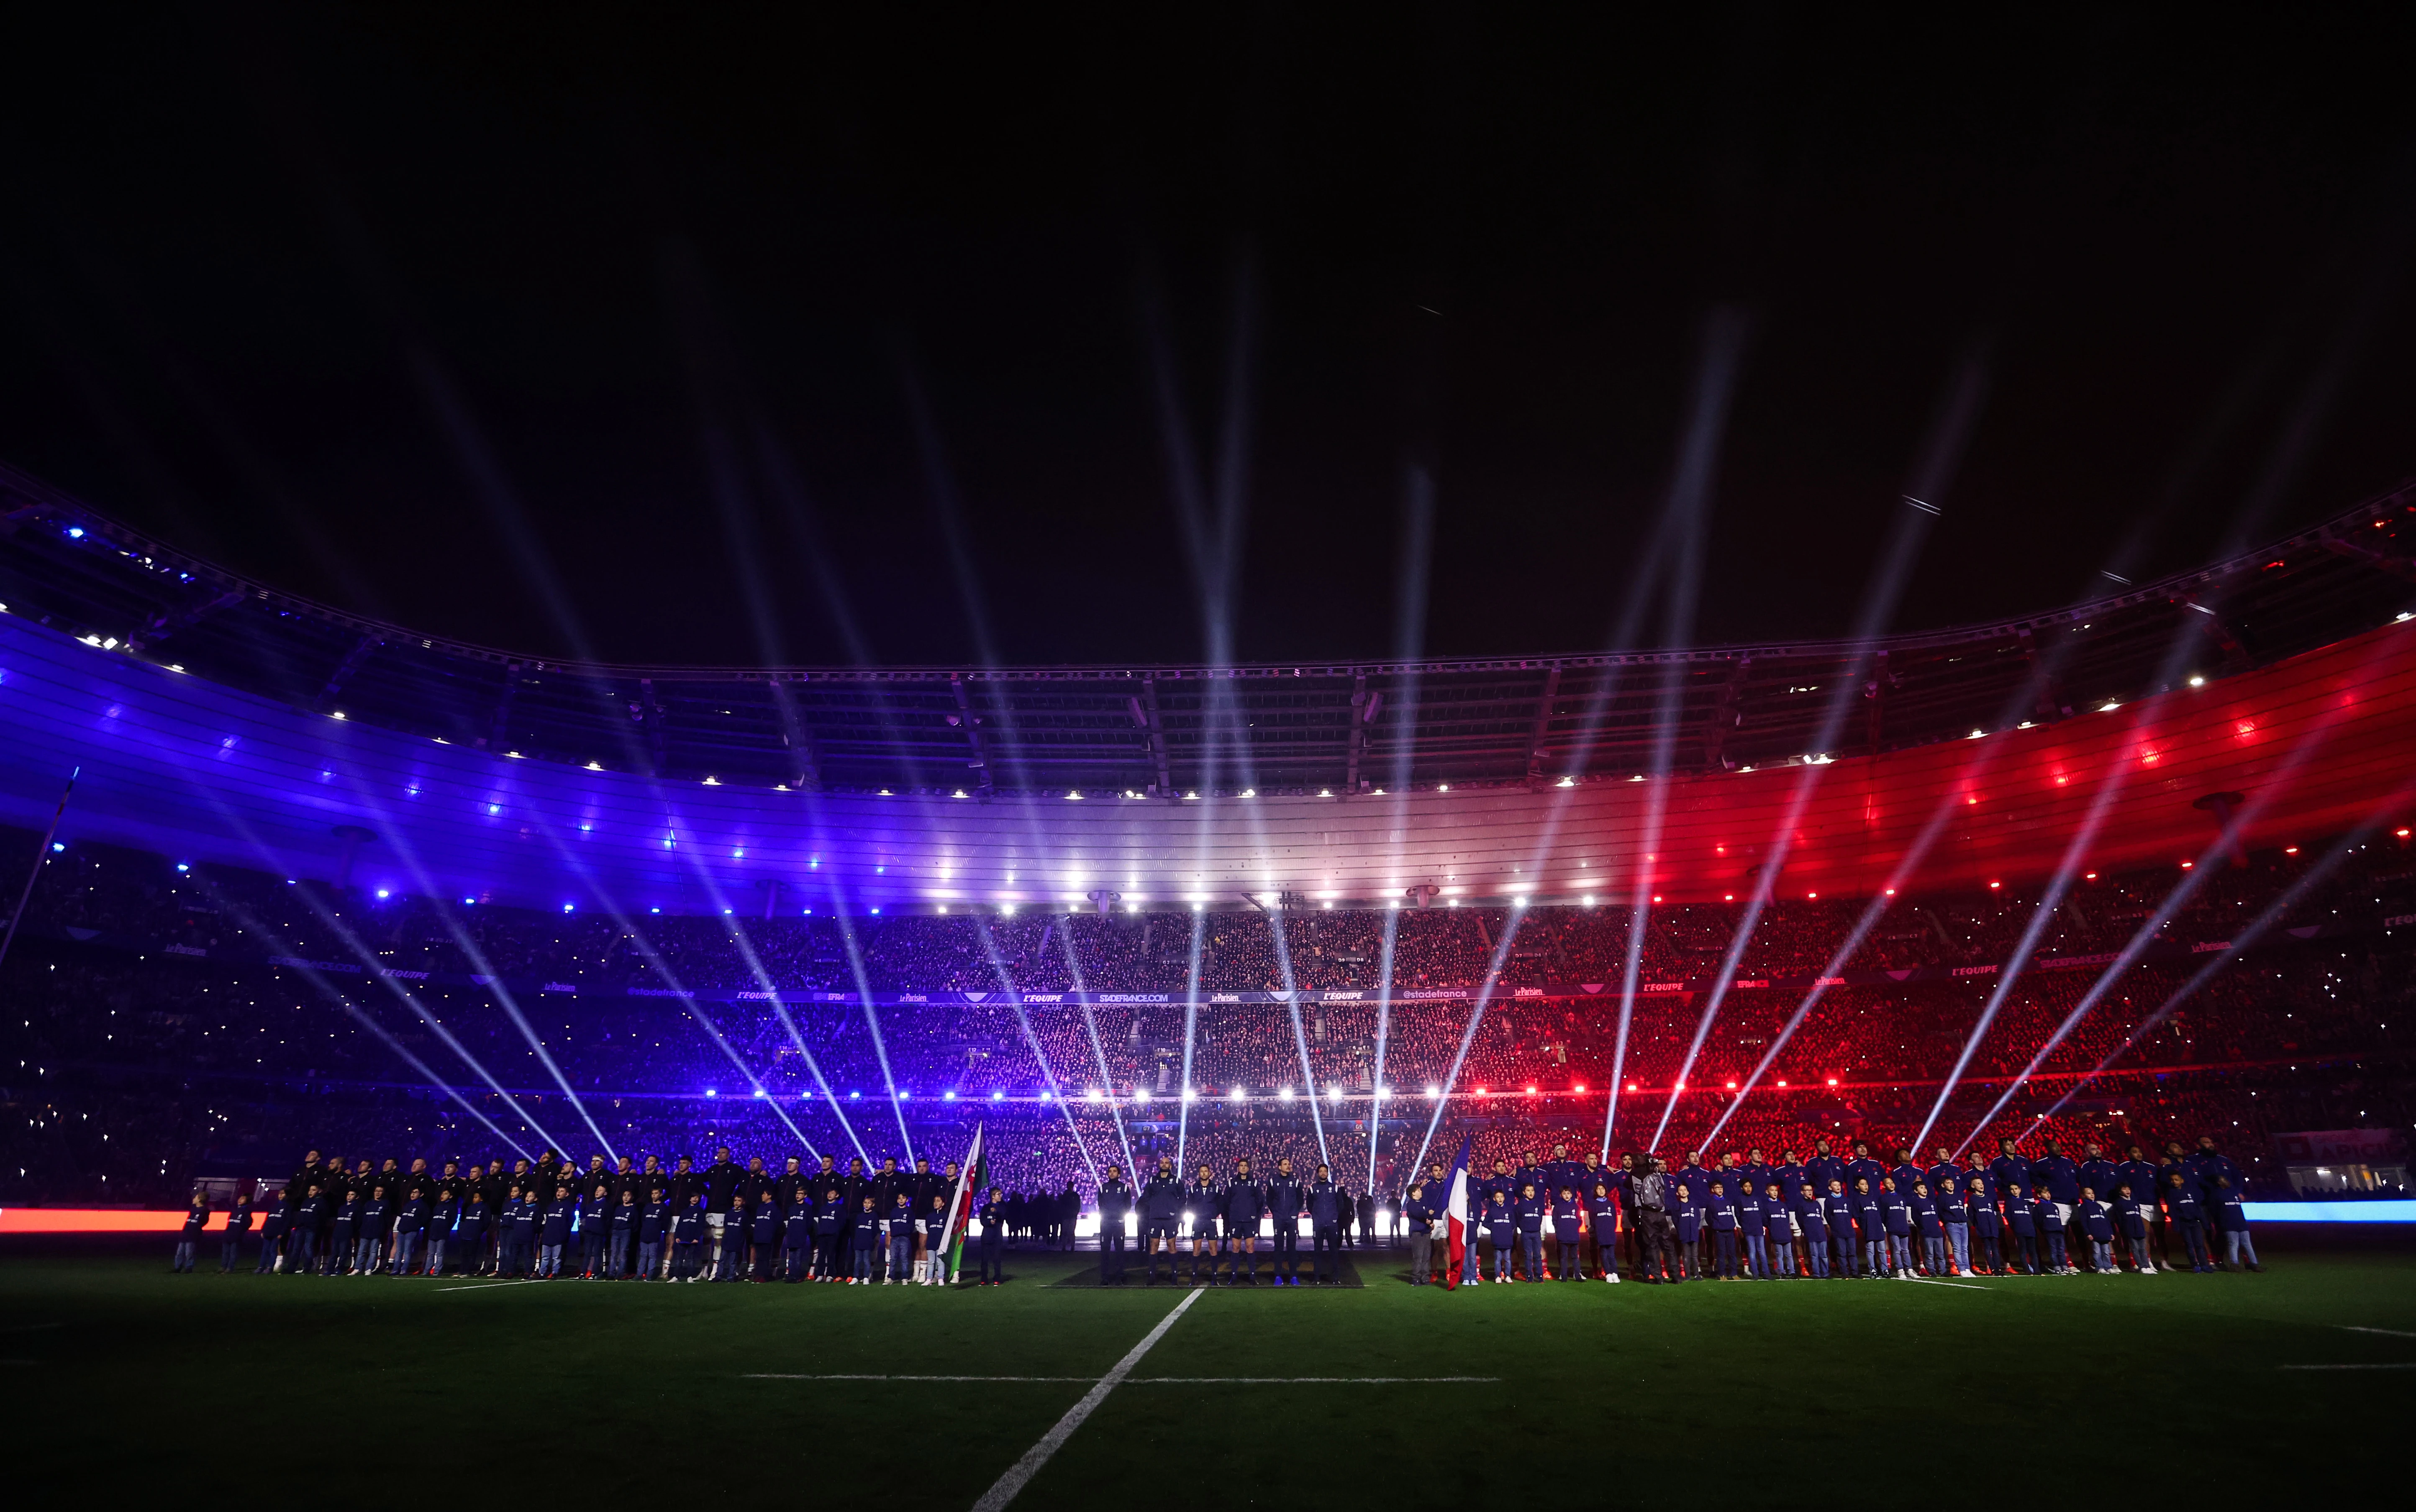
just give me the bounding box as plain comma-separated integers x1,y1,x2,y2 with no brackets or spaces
4,1234,2411,1500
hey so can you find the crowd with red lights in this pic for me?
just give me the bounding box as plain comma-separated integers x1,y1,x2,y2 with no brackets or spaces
3,825,2409,1222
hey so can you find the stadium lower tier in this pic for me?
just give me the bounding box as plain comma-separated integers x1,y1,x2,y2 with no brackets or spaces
2,828,2409,1209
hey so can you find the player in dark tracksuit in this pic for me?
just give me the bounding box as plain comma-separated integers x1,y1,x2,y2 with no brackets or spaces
1141,1161,1183,1284
1095,1167,1135,1285
1314,1159,1353,1275
1223,1161,1265,1285
2034,1192,2069,1273
1708,1183,1739,1279
1264,1160,1305,1284
976,1189,1007,1285
1795,1184,1830,1279
1186,1167,1222,1284
1822,1182,1856,1279
2164,1173,2211,1272
174,1193,208,1273
2005,1183,2038,1273
1967,1178,2002,1273
1763,1184,1795,1279
255,1200,288,1274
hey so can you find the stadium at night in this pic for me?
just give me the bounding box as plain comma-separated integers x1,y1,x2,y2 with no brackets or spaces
1,10,2411,1503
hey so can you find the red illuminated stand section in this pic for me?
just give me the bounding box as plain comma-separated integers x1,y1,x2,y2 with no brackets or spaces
0,1209,234,1234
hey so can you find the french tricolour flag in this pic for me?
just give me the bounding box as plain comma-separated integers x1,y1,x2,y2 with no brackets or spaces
1443,1135,1473,1291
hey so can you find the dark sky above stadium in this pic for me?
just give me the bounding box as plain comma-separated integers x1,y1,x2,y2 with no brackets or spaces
4,8,2416,669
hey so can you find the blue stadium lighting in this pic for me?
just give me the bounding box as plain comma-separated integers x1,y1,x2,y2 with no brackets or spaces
49,842,63,852
174,862,189,872
65,526,83,538
487,804,500,815
705,1088,716,1098
869,906,881,915
849,1090,859,1098
2246,1201,2416,1224
375,889,390,899
649,906,661,914
991,1090,1003,1101
943,1090,956,1100
461,897,475,905
751,1088,764,1098
561,903,574,913
899,1090,911,1100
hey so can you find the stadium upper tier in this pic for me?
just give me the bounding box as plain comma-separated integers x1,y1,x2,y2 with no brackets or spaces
2,461,2414,913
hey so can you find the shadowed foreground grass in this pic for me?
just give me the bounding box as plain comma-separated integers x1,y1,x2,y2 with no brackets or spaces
3,1233,2409,1502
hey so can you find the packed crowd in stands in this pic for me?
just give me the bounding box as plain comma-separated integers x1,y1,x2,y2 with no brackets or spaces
3,825,2410,1212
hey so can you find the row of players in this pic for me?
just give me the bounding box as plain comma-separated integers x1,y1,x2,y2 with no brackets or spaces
1388,1130,2264,1283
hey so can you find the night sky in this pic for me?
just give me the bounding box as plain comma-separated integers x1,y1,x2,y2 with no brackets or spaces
4,7,2416,669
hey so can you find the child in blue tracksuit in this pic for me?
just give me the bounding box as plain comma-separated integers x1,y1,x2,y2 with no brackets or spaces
1737,1186,1769,1279
2077,1189,2116,1272
2006,1183,2038,1273
1552,1189,1585,1281
392,1189,426,1275
1513,1184,1547,1282
288,1189,326,1274
1879,1180,1915,1278
2214,1180,2261,1271
1762,1184,1795,1278
2034,1192,2069,1273
451,1196,487,1277
1708,1182,1740,1279
2114,1186,2155,1274
1482,1195,1515,1282
1967,1178,2001,1274
220,1194,253,1273
608,1189,637,1279
2165,1173,2211,1271
328,1192,359,1276
174,1193,208,1272
1796,1184,1830,1278
1675,1192,1703,1280
1939,1185,1970,1276
851,1196,881,1282
255,1201,288,1274
1824,1183,1857,1278
539,1185,575,1277
1851,1180,1885,1278
883,1192,914,1284
672,1194,706,1281
1912,1185,1945,1276
637,1189,667,1280
354,1188,390,1276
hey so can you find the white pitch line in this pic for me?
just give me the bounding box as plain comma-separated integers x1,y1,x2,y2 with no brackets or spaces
752,1374,1098,1383
2340,1326,2416,1340
436,1280,544,1293
971,1286,1205,1512
2281,1362,2416,1371
1904,1277,1990,1291
746,1374,1497,1384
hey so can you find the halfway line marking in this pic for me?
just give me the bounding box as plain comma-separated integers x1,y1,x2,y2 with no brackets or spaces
2340,1326,2416,1340
972,1286,1205,1512
1905,1277,1989,1291
436,1280,544,1293
2281,1362,2416,1371
751,1374,1096,1383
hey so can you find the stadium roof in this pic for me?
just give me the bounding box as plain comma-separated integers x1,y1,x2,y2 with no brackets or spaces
5,461,2413,799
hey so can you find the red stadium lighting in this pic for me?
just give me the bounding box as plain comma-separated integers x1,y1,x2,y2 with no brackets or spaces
2180,860,2194,869
1989,880,2001,889
1626,1083,1637,1092
1725,1080,1737,1089
2399,829,2412,838
1653,894,1663,903
1806,891,1818,899
1575,1084,1587,1092
2285,846,2300,855
1776,1079,1787,1087
1526,1086,1537,1096
1826,1077,1837,1086
1883,887,1896,896
1725,894,1735,901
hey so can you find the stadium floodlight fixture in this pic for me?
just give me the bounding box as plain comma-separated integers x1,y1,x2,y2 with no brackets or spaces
1582,894,1595,906
1231,1086,1247,1101
66,526,83,537
1241,788,1256,797
944,1090,956,1100
1183,1088,1197,1100
1575,1084,1586,1093
850,1090,860,1099
705,1088,717,1098
1426,1085,1441,1098
1278,1087,1294,1100
1184,791,1199,800
991,1089,1003,1100
702,776,719,785
1066,790,1083,800
936,905,948,914
1319,788,1331,797
2099,701,2119,712
375,888,389,898
330,710,346,720
2188,675,2206,687
1557,776,1575,787
586,761,603,770
752,1088,764,1098
562,903,574,913
1437,784,1449,792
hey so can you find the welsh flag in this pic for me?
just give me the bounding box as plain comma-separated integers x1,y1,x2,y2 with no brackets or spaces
1443,1135,1473,1292
940,1123,986,1284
